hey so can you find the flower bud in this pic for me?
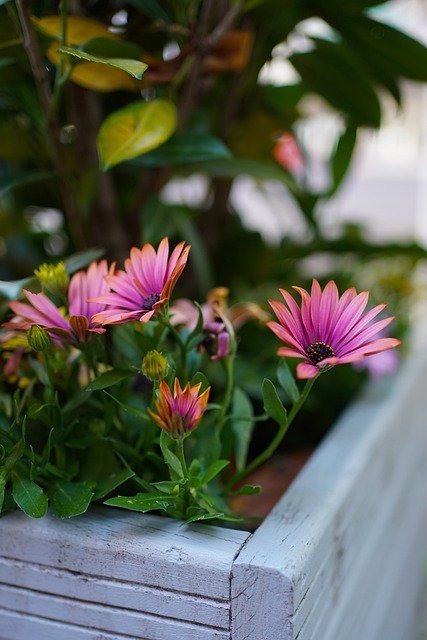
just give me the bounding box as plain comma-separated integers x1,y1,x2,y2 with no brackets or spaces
142,350,168,382
27,325,52,352
34,262,69,297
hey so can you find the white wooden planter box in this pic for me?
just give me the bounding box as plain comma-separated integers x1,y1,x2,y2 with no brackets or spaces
1,330,427,640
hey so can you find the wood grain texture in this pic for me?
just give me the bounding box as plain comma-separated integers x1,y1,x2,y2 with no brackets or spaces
231,326,427,640
0,509,249,639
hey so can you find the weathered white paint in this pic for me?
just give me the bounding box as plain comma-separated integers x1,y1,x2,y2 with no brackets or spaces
1,327,427,640
0,509,249,640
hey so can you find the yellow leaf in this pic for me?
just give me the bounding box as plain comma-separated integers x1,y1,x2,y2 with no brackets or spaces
33,15,140,92
32,15,116,43
97,99,178,170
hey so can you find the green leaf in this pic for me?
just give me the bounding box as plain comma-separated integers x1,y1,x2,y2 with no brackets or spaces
92,467,135,500
0,171,54,198
104,492,177,513
331,15,427,82
126,0,173,23
202,459,230,485
130,133,231,167
262,378,288,429
86,369,135,391
57,46,148,79
63,248,105,274
49,481,94,518
160,431,184,479
83,37,142,61
150,480,181,494
230,387,255,471
277,359,300,403
103,391,149,420
11,473,48,518
199,157,298,191
289,39,381,127
184,511,225,524
0,276,35,300
231,484,262,496
329,124,358,196
3,439,25,472
97,98,177,170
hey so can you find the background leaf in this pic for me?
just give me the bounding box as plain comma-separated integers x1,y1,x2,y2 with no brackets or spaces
97,99,177,169
57,46,148,79
262,378,288,429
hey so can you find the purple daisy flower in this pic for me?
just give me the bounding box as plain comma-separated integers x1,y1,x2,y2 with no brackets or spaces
6,260,114,344
91,237,190,325
267,279,401,379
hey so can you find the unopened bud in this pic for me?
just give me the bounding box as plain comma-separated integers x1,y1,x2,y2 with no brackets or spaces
27,325,52,352
142,350,168,382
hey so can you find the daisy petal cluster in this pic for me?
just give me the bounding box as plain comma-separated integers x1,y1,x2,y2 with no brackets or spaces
91,237,190,325
6,260,114,345
148,378,210,438
267,279,401,379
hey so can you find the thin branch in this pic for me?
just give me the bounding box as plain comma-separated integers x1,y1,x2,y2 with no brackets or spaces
15,0,86,249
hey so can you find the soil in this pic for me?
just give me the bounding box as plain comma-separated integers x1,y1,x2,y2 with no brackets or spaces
231,449,312,528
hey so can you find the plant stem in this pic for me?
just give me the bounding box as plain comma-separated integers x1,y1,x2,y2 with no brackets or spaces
226,376,317,490
176,437,188,477
215,355,234,433
15,0,86,250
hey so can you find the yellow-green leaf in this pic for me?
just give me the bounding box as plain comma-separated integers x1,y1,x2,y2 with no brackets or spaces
56,46,148,80
97,99,177,170
33,16,139,92
32,15,116,43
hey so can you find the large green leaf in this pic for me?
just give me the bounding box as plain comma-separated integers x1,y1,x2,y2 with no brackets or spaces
57,46,148,79
86,369,135,391
230,387,255,471
130,133,231,167
12,473,48,518
331,15,427,82
63,247,106,274
262,378,287,429
0,171,54,198
277,359,300,403
126,0,173,23
197,157,298,191
290,38,382,127
97,98,177,170
92,467,135,500
0,276,35,300
49,481,94,518
329,124,358,196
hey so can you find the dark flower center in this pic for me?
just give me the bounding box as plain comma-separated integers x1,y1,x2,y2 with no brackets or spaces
142,293,160,311
306,341,335,365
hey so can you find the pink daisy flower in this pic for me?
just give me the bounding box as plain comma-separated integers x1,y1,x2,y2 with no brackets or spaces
6,260,114,344
91,238,190,325
267,279,401,379
147,378,210,438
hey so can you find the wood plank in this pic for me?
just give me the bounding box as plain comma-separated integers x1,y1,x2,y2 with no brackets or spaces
0,507,249,638
0,556,230,628
0,605,231,640
0,508,249,601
